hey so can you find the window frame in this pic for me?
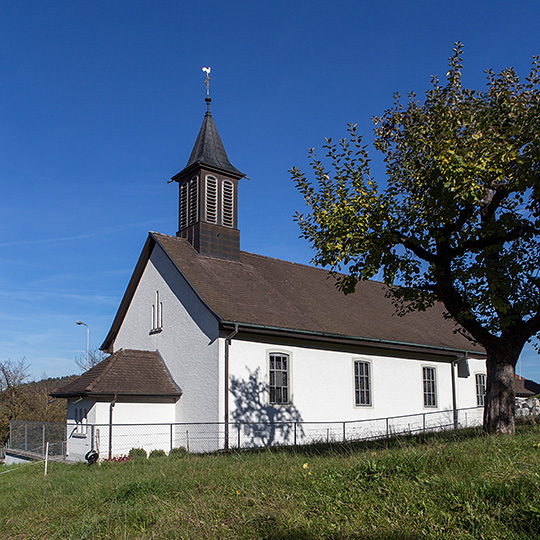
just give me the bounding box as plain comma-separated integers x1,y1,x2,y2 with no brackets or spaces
475,373,487,407
353,358,372,407
268,351,291,405
422,365,438,408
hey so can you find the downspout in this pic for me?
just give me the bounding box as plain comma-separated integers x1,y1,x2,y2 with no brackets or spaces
451,360,458,429
224,323,239,450
108,394,117,460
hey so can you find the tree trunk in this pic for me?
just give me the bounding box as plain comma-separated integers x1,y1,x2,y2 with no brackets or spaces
483,349,517,434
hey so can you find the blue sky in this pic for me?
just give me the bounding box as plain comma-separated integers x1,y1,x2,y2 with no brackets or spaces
1,1,540,380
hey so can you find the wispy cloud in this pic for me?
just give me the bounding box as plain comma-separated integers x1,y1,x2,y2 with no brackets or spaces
0,219,169,247
0,288,119,305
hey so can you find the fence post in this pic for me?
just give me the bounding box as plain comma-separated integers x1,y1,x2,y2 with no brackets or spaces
342,422,346,443
385,418,389,449
294,422,297,446
25,423,28,451
423,413,426,435
170,424,173,453
42,424,46,455
186,430,189,453
237,424,241,449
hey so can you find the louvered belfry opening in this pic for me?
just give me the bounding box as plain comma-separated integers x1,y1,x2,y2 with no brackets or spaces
172,97,244,261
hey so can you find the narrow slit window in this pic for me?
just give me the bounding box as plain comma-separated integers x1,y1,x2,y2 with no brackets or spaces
206,176,218,224
222,180,234,227
151,291,163,332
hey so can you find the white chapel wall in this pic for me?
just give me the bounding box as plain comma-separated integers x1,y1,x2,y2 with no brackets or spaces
226,338,485,446
113,243,221,425
66,399,177,460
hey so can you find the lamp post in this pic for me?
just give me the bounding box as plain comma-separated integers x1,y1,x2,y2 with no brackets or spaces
76,321,89,371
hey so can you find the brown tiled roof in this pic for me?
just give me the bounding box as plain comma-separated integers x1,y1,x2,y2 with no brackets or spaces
51,349,181,399
515,374,540,397
141,233,480,355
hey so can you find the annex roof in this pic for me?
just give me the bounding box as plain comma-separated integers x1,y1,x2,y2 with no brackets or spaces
102,233,483,357
51,349,182,399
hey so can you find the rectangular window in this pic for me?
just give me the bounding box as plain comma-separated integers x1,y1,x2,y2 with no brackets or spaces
423,366,437,407
354,360,371,406
476,373,486,406
269,353,289,404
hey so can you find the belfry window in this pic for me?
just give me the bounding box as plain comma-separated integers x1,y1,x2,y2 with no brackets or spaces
179,177,199,230
206,176,218,224
222,180,234,227
179,183,188,230
188,178,198,225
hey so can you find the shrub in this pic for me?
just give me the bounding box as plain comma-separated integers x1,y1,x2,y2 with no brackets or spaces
169,446,188,458
149,449,167,459
128,447,147,460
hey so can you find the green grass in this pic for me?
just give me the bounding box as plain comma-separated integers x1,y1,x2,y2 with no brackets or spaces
1,420,540,539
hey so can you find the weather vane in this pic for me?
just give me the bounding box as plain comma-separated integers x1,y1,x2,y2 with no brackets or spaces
202,67,211,96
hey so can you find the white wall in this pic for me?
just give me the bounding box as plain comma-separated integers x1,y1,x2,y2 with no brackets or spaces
66,399,178,460
226,338,486,446
456,358,487,409
66,398,95,459
113,243,221,424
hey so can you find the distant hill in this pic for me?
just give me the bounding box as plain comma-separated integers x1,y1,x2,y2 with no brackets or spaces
0,374,77,444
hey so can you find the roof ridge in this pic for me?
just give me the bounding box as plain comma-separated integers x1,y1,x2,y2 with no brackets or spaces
86,349,120,392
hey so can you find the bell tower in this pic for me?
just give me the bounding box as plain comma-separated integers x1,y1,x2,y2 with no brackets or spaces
172,74,244,261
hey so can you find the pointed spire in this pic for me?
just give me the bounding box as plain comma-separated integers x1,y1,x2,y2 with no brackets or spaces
172,68,244,181
183,108,244,178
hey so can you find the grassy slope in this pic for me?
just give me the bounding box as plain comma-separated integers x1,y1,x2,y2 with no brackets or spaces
1,421,540,540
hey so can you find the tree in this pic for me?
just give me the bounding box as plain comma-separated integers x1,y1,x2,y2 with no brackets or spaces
74,347,108,372
292,44,540,435
0,357,31,440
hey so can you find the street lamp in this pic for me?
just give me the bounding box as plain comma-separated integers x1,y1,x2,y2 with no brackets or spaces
76,321,89,371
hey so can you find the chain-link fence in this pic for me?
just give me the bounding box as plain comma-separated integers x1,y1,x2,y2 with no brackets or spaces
8,406,485,461
8,421,67,457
